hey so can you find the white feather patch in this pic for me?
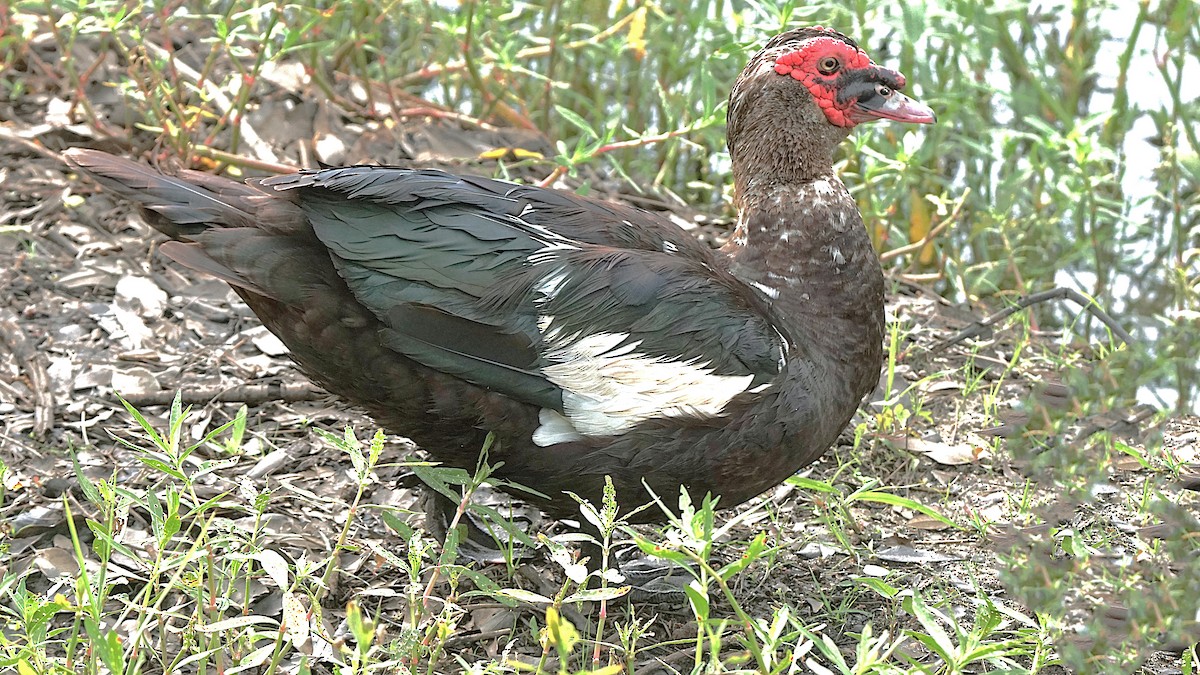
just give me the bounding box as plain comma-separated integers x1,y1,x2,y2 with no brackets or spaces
532,408,584,445
531,328,755,445
829,246,845,265
534,267,569,303
748,280,779,299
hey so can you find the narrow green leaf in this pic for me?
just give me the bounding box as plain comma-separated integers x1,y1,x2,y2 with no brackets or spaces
380,510,415,540
136,457,186,481
70,451,101,504
786,476,840,494
682,581,709,619
117,394,166,449
493,588,554,604
852,490,958,529
554,105,598,139
717,531,768,580
904,591,957,661
564,586,631,603
410,463,471,503
855,576,900,598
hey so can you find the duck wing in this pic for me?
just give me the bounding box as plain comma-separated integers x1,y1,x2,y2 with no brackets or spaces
265,167,789,444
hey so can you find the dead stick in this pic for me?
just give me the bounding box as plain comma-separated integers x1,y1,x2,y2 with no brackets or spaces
0,126,62,162
934,287,1136,349
394,106,495,130
115,382,325,407
879,188,970,263
0,308,55,437
442,629,515,649
191,146,297,175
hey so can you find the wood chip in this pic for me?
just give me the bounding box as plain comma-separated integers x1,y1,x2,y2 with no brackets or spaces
876,545,961,564
907,513,953,530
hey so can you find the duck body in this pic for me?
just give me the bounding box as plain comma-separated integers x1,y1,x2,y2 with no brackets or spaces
66,27,933,522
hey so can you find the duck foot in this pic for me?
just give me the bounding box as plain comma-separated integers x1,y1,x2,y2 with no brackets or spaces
420,486,536,564
413,480,694,606
617,554,696,605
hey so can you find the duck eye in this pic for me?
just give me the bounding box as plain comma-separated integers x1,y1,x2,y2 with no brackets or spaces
877,84,893,97
818,57,840,74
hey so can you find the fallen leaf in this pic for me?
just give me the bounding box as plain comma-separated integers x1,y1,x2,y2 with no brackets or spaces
34,546,80,580
907,513,953,530
245,326,289,356
111,367,160,397
862,564,890,577
795,542,845,559
876,545,961,564
115,275,168,319
283,591,311,652
897,436,990,465
254,549,291,589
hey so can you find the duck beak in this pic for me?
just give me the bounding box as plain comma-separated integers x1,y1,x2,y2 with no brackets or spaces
850,90,936,125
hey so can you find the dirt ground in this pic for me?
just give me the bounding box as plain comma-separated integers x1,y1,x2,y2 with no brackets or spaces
1,82,1197,672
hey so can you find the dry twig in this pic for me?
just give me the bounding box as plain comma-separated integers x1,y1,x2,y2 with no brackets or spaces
880,188,970,263
115,382,325,407
934,287,1136,350
0,308,55,437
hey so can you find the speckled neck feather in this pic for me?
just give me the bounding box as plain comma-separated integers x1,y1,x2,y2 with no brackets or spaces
721,26,886,399
722,179,885,400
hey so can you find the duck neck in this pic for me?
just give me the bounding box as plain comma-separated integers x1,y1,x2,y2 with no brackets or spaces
720,174,886,397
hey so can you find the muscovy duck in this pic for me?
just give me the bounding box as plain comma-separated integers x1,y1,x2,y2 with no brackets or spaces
66,26,934,525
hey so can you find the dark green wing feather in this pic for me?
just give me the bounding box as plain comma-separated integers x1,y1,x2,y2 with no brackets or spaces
263,167,788,420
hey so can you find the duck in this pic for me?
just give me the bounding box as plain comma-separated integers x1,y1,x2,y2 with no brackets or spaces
65,26,934,531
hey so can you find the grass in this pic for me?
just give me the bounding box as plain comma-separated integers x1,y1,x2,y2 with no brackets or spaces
2,367,1194,670
0,396,964,674
1,0,1199,672
0,394,1075,674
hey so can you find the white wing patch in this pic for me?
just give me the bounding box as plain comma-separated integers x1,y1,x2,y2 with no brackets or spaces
533,267,569,303
532,408,584,445
531,325,756,446
748,280,779,299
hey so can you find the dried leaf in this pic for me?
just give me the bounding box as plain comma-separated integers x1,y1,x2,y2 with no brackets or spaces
282,591,311,652
111,367,160,397
246,327,289,356
626,6,647,60
195,615,278,633
254,549,290,589
114,275,168,319
908,513,953,530
494,588,553,605
876,545,961,564
34,546,79,580
900,436,990,465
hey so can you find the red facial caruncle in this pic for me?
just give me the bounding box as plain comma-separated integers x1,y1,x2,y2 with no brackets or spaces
773,30,934,128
